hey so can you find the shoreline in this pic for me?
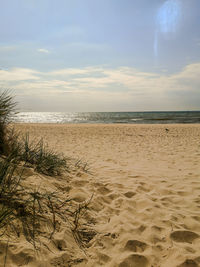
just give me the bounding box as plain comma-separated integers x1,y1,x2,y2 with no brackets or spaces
12,122,200,126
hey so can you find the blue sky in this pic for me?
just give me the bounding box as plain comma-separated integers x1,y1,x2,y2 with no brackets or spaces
0,0,200,111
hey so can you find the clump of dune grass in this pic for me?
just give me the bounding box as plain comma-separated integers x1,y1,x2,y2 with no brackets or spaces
19,133,68,176
0,90,16,125
0,156,95,251
0,90,17,155
0,156,61,246
0,90,68,246
3,130,68,176
0,90,68,177
75,159,91,174
0,90,95,265
0,157,23,234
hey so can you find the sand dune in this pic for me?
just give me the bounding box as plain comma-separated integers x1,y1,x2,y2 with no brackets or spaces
2,123,200,267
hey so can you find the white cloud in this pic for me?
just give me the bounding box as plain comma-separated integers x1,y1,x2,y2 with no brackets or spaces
49,68,92,76
0,63,200,111
0,68,39,81
37,48,50,54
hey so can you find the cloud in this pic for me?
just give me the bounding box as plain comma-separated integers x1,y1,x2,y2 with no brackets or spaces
0,63,199,111
49,68,93,76
0,45,17,52
37,48,50,54
0,68,39,81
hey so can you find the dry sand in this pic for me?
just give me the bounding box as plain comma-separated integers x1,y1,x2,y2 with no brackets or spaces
2,123,200,267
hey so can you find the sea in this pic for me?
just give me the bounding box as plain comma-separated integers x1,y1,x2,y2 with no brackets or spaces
12,111,200,124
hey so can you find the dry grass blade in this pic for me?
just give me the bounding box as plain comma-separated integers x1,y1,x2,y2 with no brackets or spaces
74,158,92,174
47,195,56,239
71,194,95,249
3,238,9,267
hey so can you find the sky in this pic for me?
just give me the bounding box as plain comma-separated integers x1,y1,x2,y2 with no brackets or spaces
0,0,200,112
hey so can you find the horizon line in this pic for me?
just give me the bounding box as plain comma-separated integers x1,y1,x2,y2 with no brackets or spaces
17,110,200,113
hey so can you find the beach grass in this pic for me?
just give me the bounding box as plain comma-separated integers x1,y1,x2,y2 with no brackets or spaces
0,90,17,155
19,133,68,176
0,90,94,264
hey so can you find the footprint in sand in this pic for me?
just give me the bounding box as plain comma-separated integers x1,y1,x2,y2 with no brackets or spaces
10,250,34,266
124,191,136,198
50,253,85,267
97,185,111,195
108,193,119,201
170,230,199,243
192,216,200,222
177,190,190,197
195,257,200,264
114,198,124,208
137,185,150,193
124,240,148,252
53,239,67,251
71,192,88,203
128,175,141,179
22,167,35,177
97,252,111,264
151,225,163,233
177,259,198,267
118,254,149,267
71,180,88,187
136,225,147,234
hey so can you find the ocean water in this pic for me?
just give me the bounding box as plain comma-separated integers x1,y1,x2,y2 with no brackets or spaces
12,111,200,124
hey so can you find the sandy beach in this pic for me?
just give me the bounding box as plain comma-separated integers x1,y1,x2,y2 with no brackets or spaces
3,123,200,267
